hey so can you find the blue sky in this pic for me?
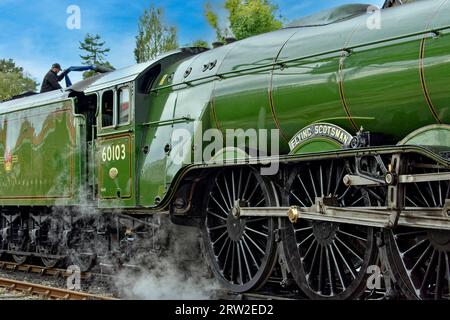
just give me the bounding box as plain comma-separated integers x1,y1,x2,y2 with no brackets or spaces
0,0,384,86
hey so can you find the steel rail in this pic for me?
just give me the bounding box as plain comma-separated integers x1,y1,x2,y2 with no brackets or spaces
0,277,116,300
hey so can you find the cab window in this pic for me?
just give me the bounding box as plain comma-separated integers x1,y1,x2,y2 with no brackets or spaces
118,87,130,125
101,90,114,128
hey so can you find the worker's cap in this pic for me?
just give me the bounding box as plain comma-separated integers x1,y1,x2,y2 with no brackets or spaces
52,63,62,70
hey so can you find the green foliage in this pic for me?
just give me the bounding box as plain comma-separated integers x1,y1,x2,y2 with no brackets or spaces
79,33,114,79
191,40,210,49
205,0,283,41
134,4,178,63
204,3,227,41
0,59,37,101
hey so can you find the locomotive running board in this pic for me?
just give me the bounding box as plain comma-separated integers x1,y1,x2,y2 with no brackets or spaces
233,199,450,231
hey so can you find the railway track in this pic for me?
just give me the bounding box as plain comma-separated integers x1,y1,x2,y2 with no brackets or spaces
0,260,118,281
0,261,95,280
0,277,116,300
0,259,389,300
0,260,118,299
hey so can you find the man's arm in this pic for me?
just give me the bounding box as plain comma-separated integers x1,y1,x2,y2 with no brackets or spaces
47,73,62,90
56,69,69,81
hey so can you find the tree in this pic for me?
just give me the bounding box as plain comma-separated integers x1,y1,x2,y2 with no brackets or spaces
205,0,283,41
191,40,210,49
134,4,178,63
205,3,227,42
0,59,37,101
79,33,114,79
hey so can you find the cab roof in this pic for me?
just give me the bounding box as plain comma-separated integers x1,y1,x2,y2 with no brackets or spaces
0,50,183,113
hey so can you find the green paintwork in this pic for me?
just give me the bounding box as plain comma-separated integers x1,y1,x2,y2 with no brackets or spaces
0,99,84,206
1,1,450,210
397,124,450,155
96,135,133,200
290,139,342,155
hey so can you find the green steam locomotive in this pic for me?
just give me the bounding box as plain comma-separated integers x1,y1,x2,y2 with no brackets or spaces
0,0,449,299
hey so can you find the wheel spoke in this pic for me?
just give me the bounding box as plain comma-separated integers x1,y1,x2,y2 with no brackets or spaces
337,229,367,242
210,195,229,217
329,244,346,291
445,181,450,201
243,237,260,269
348,195,364,207
216,179,231,210
445,253,450,296
401,238,428,256
217,237,230,258
246,218,267,224
212,230,228,246
301,238,316,259
222,239,232,272
308,167,318,199
337,186,351,202
335,235,363,262
307,241,320,275
244,233,265,255
395,230,427,238
318,246,324,294
410,243,432,273
230,242,236,282
297,231,314,248
326,160,334,196
245,226,268,238
207,209,227,221
290,191,307,207
420,249,437,292
414,183,430,207
254,197,265,207
232,170,236,204
298,174,314,205
325,246,335,296
332,242,357,279
367,188,384,204
333,165,346,196
223,175,234,209
405,195,420,207
241,171,252,201
237,169,243,202
240,241,252,281
427,181,437,207
209,224,227,231
294,226,313,233
435,251,443,299
320,165,324,197
236,242,243,285
246,184,259,204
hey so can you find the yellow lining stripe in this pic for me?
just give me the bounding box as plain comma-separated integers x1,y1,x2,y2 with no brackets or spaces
268,69,290,143
419,38,442,124
338,54,359,132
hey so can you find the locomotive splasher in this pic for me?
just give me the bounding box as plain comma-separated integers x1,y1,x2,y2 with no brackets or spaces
0,0,449,299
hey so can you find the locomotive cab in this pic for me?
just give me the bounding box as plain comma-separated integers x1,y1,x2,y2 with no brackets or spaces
79,48,206,209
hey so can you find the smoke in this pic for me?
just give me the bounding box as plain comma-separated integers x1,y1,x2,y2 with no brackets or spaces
114,218,223,300
49,165,222,299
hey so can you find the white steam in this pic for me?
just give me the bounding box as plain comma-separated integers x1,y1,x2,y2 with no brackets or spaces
114,219,223,300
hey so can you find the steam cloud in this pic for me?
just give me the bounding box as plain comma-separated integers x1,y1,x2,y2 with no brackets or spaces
114,219,222,300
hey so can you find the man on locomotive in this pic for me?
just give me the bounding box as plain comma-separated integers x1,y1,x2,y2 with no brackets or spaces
40,63,69,93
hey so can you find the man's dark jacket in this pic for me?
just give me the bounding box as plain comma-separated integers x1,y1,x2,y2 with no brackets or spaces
40,70,68,93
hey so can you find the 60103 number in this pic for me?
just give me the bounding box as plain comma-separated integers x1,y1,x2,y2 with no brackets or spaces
101,144,126,162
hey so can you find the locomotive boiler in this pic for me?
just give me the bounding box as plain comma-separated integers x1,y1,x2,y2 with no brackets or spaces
0,0,449,300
